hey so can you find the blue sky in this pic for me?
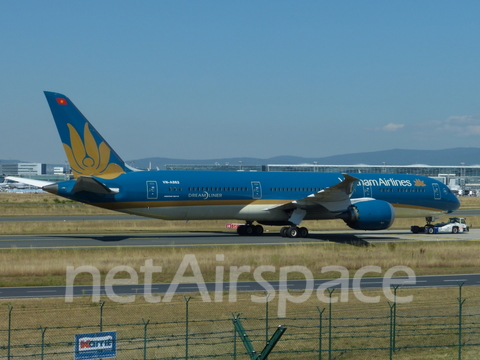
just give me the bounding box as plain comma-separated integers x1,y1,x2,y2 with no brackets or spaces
1,1,480,164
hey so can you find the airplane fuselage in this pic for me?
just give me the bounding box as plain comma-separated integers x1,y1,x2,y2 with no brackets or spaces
49,170,459,223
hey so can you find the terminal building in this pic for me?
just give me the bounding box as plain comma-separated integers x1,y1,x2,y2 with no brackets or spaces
166,163,480,195
0,163,68,183
1,163,46,176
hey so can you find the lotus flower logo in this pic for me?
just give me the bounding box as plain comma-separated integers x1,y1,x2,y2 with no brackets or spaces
64,123,125,179
414,179,426,187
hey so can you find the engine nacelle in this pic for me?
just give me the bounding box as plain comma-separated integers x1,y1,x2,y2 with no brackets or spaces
340,200,395,230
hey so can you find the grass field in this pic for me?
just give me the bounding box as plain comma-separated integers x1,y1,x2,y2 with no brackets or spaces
1,242,480,287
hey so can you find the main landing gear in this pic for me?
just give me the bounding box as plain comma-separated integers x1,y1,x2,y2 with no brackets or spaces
236,223,309,238
280,226,309,238
237,223,264,236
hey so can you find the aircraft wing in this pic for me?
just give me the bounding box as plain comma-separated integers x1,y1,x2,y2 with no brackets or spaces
266,173,360,213
5,176,55,188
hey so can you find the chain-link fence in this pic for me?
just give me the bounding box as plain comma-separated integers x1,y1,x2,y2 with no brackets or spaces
1,285,480,359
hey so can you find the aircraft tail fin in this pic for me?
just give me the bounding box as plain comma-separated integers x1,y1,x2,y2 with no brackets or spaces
44,91,132,179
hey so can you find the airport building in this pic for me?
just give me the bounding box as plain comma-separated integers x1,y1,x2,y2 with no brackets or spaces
0,163,67,183
0,163,46,176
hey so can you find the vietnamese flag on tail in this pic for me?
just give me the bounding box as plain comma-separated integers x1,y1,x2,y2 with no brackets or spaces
56,98,68,105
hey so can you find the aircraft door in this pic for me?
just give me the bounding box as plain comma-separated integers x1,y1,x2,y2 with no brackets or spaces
251,181,262,199
432,183,441,200
146,181,158,200
363,184,372,197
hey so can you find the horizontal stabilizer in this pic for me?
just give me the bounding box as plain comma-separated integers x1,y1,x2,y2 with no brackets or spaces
72,176,119,194
5,176,55,188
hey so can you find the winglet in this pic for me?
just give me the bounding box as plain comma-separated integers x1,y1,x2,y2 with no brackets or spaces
44,91,131,179
341,173,360,196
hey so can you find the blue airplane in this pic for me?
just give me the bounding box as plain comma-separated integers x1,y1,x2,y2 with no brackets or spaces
7,92,460,238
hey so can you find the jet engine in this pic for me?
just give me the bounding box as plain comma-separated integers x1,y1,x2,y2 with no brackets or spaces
339,200,395,230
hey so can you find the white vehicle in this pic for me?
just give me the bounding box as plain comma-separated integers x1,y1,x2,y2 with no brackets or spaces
424,217,469,234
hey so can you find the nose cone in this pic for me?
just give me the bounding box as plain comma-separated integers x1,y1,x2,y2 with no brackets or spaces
448,193,461,213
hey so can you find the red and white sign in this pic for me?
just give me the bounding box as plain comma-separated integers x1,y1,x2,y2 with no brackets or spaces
225,223,242,229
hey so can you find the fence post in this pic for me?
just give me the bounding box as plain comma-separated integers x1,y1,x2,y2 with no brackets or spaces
388,302,395,360
232,312,241,360
317,307,325,360
233,315,236,360
185,296,192,360
457,282,466,360
40,327,47,360
99,300,105,332
142,318,150,360
7,305,12,360
232,313,287,360
327,288,335,360
391,285,400,351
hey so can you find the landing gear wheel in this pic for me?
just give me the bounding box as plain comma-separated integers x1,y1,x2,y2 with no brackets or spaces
428,227,434,234
245,225,254,236
254,225,264,236
287,227,298,238
280,227,288,237
237,225,246,236
298,227,309,238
